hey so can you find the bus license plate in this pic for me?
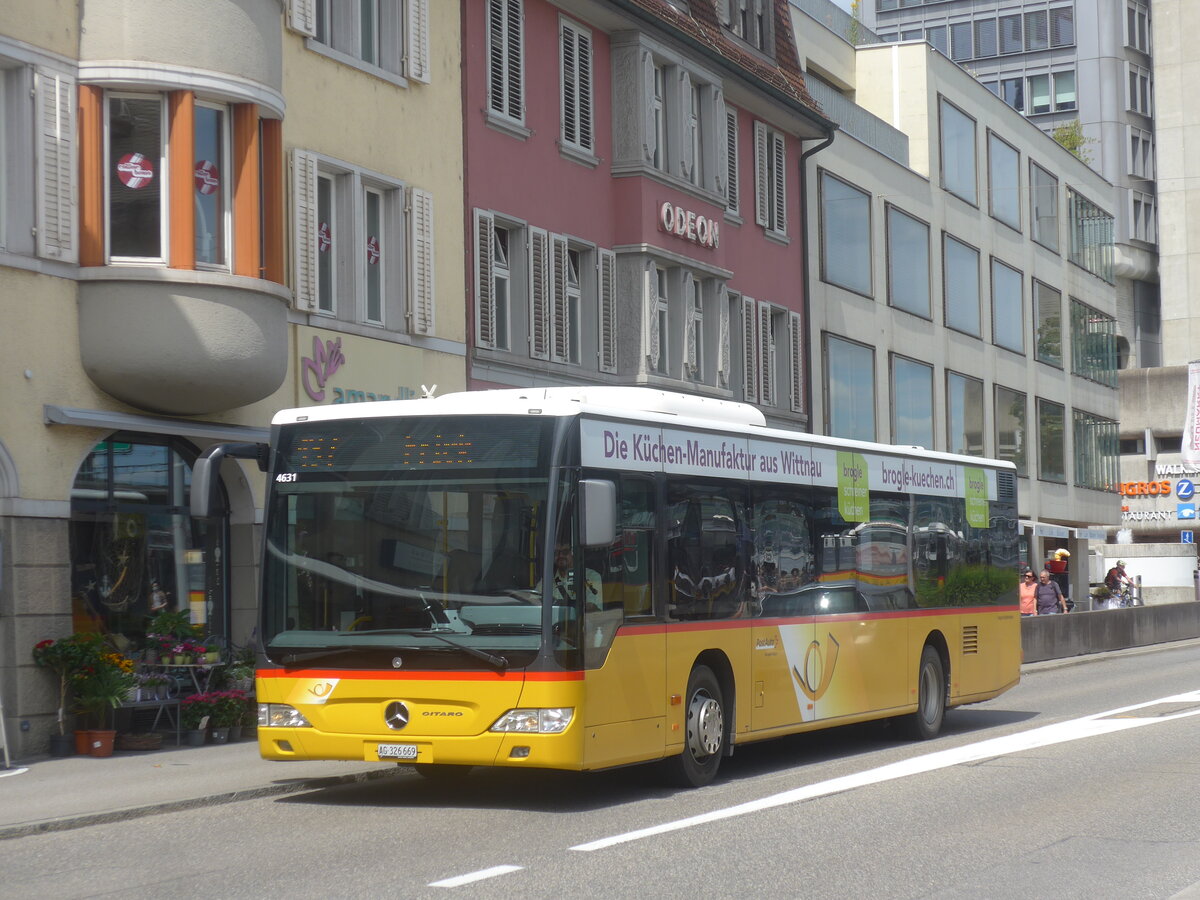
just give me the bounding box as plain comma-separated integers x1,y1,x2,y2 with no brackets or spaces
377,743,418,760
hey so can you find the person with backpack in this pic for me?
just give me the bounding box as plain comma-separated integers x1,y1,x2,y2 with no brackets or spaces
1034,568,1066,615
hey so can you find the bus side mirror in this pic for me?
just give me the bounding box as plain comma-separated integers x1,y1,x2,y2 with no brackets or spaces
191,442,270,518
580,479,617,549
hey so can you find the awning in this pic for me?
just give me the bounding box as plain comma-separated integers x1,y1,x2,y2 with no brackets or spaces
44,404,269,443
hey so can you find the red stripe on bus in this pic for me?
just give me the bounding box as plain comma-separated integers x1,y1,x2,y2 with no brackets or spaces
256,669,584,682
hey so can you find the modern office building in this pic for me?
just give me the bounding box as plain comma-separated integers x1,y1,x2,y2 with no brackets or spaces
789,0,1120,584
0,0,466,758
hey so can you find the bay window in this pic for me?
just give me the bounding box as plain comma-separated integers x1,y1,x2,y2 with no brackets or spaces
193,103,229,268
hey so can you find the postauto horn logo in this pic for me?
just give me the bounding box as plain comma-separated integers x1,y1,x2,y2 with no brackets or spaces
792,634,841,702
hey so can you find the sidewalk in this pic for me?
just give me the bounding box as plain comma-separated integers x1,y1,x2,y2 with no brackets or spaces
0,738,400,839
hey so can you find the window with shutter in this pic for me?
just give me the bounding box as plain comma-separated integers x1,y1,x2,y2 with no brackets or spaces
717,285,731,388
475,210,496,349
753,120,769,227
550,235,571,363
408,187,434,334
681,70,696,183
758,301,775,405
528,227,550,360
683,271,697,379
789,311,804,415
36,68,76,263
561,19,593,154
287,0,318,37
769,131,786,235
598,249,617,373
723,105,738,214
488,0,524,122
305,0,411,80
645,261,663,373
407,0,431,83
742,294,758,403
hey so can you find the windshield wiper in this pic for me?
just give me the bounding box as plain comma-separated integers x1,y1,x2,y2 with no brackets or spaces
273,647,366,666
354,630,509,673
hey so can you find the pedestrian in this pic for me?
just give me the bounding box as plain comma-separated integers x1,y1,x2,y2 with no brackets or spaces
1034,569,1066,615
1018,568,1038,616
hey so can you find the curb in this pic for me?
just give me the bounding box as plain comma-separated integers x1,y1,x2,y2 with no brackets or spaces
0,764,407,841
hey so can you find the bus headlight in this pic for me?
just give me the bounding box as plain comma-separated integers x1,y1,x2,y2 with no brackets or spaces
490,708,574,734
258,703,312,728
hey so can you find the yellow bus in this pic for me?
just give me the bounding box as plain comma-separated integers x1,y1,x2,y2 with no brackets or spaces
194,387,1020,787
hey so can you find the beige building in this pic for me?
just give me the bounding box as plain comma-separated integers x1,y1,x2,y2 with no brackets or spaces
0,0,465,758
790,2,1120,595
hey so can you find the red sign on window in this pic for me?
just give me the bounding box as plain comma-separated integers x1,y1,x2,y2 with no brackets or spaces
366,236,380,265
116,152,155,189
318,222,332,252
194,160,219,195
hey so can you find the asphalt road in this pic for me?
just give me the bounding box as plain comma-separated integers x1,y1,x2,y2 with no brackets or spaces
8,644,1200,899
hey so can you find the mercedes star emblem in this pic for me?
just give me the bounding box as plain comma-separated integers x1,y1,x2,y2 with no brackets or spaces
385,701,410,731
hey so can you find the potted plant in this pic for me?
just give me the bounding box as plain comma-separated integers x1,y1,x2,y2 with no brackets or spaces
32,632,106,755
181,693,214,745
73,653,136,757
208,689,247,743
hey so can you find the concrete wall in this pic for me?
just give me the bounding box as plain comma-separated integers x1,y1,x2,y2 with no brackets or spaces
1021,601,1200,663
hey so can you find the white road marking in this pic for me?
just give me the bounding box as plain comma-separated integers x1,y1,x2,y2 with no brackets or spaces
0,767,28,779
571,689,1200,852
429,865,524,888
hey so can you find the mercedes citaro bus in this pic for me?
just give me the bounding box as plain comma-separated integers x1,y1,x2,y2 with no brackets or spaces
193,387,1020,787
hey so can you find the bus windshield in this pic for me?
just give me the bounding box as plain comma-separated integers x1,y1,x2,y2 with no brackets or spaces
261,416,563,669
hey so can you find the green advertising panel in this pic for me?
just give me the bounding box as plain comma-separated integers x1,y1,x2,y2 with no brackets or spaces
964,466,989,529
837,451,869,522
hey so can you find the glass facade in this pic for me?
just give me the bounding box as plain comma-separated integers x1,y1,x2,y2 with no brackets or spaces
1073,410,1118,492
887,206,930,317
891,355,933,447
1070,298,1118,387
825,335,875,442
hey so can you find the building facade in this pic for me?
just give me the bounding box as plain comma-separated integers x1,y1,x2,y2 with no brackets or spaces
791,0,1120,586
1,0,467,758
463,0,832,428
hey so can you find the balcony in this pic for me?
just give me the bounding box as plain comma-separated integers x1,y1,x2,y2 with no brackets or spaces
77,267,290,415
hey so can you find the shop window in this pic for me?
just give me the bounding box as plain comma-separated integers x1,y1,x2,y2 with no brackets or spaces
69,436,228,647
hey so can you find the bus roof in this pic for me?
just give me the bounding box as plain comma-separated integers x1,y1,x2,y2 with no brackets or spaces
271,387,1015,472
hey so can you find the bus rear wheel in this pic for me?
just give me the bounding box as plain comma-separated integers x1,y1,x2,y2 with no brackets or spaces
901,645,946,740
669,665,725,788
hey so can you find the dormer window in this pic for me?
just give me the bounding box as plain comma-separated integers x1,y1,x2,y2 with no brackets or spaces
723,0,773,54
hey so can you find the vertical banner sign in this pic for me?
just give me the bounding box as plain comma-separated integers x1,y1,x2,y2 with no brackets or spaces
1183,360,1200,466
837,452,869,522
964,466,989,529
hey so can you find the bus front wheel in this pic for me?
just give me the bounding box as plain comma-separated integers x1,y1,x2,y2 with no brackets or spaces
902,645,946,740
669,665,725,788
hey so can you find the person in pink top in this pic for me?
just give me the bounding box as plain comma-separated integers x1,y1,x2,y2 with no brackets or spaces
1018,568,1038,616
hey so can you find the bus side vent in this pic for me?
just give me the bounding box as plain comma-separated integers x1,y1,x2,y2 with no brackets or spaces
962,625,979,655
996,471,1016,501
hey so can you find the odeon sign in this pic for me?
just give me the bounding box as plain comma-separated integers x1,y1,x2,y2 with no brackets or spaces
658,201,720,249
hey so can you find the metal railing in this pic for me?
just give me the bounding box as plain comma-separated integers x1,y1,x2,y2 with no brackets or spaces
790,0,885,47
803,77,910,165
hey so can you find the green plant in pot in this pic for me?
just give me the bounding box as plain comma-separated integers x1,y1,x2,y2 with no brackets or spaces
74,661,136,731
32,633,105,735
181,693,215,731
146,609,197,640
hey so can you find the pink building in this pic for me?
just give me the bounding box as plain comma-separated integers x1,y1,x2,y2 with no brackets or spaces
464,0,833,428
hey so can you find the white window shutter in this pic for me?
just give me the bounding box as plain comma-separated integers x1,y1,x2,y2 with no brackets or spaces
717,284,730,388
771,132,787,233
35,68,76,263
753,120,769,227
528,227,550,360
562,23,578,147
717,0,731,25
645,261,660,371
742,295,758,403
408,187,435,334
475,210,496,348
642,50,656,164
680,69,694,179
683,271,697,375
576,29,593,151
725,108,739,214
291,149,319,311
789,311,804,414
713,89,727,196
598,249,617,373
550,234,569,363
758,301,774,405
287,0,317,37
406,0,430,83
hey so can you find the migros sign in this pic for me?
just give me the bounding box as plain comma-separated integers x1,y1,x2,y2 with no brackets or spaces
1119,480,1171,496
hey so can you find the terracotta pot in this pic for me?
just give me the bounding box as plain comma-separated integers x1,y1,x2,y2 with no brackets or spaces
74,729,91,754
88,729,117,758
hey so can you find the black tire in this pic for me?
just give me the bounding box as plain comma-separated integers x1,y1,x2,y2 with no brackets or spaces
668,665,725,788
412,763,472,780
901,645,946,740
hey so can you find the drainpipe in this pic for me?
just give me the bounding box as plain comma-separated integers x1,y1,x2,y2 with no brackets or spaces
800,131,837,432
